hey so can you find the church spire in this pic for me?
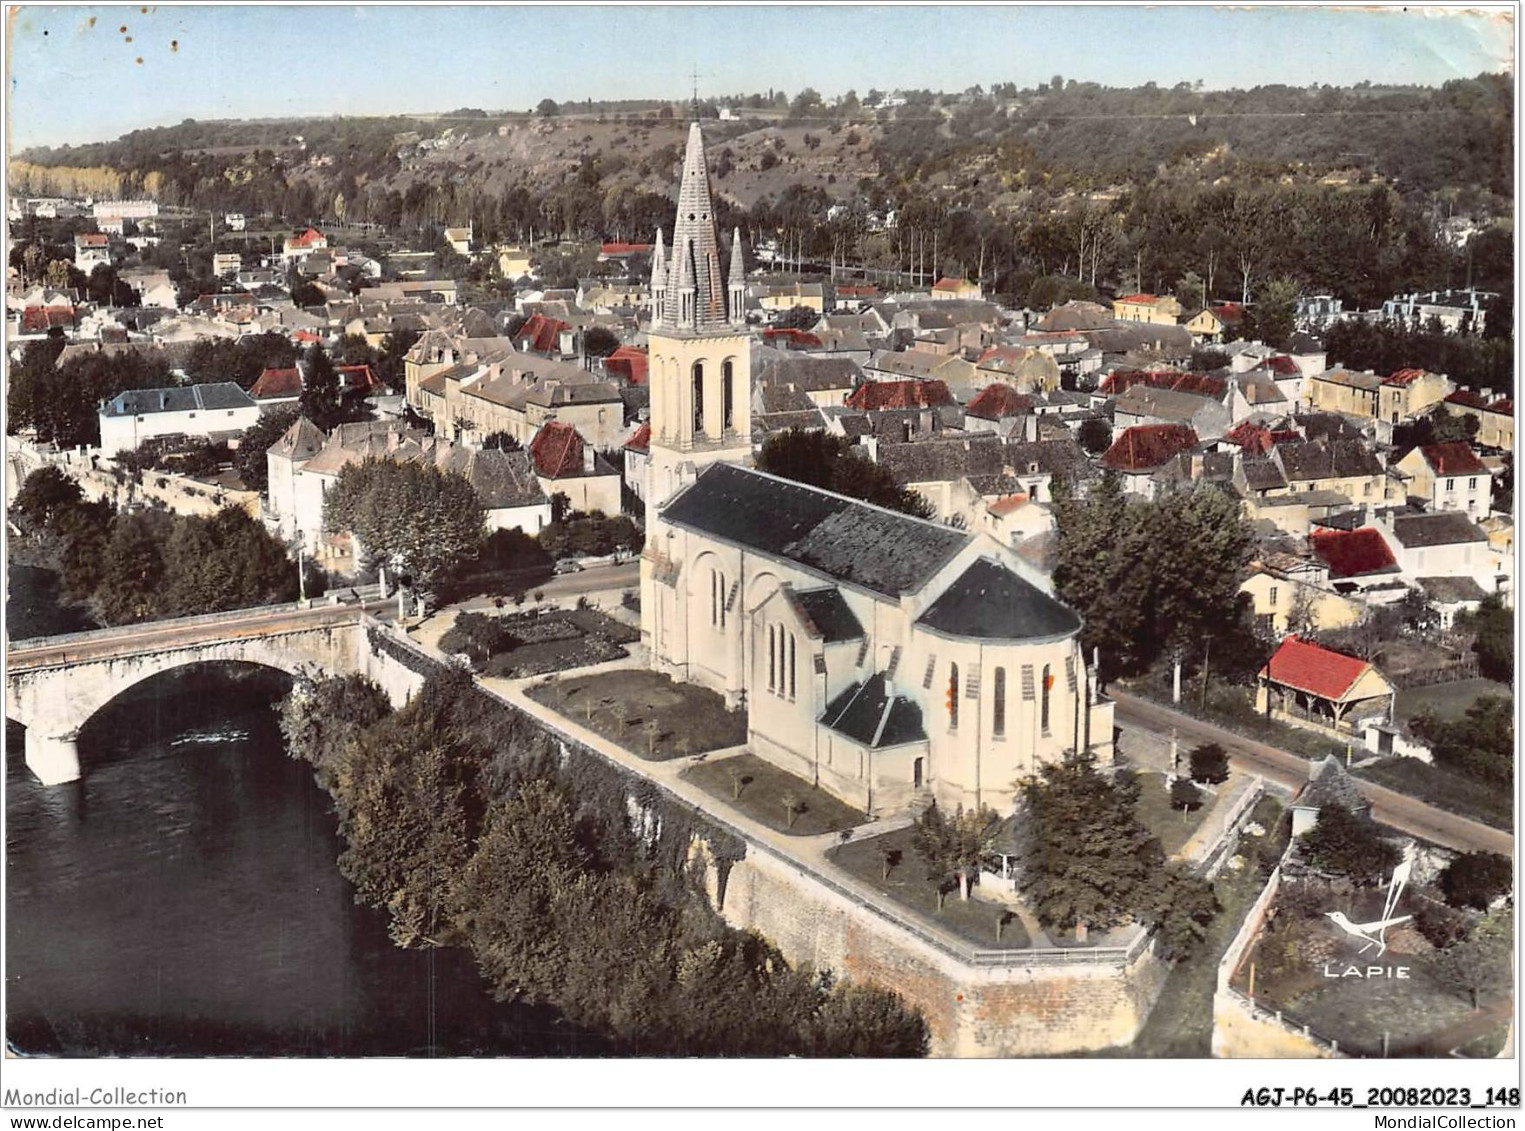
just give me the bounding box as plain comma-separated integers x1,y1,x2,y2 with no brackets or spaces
660,122,726,332
728,227,746,327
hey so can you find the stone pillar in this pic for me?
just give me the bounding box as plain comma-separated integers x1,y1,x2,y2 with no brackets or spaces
26,731,81,785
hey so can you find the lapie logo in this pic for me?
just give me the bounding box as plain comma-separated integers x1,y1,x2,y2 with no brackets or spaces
1321,854,1413,979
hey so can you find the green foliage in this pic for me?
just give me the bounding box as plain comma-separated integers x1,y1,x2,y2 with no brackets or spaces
1410,694,1513,791
8,340,169,449
279,670,928,1055
184,332,297,388
439,611,521,667
1439,851,1512,911
13,466,83,533
911,802,999,899
757,428,934,519
1426,907,1512,1010
1170,778,1204,811
298,345,343,430
536,98,560,117
1026,275,1097,310
775,305,820,330
1189,742,1230,785
1015,757,1216,958
1052,474,1253,681
537,511,641,560
323,457,486,589
1076,416,1111,455
235,405,302,493
581,327,620,358
1324,320,1512,395
1455,596,1512,684
1299,804,1400,883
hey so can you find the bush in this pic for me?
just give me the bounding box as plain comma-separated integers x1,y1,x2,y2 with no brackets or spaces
1440,851,1512,910
1189,742,1230,784
438,611,519,667
1300,804,1400,883
1170,778,1204,811
1414,899,1471,949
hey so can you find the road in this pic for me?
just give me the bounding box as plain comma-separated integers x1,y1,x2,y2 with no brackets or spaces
1112,690,1512,857
6,598,396,672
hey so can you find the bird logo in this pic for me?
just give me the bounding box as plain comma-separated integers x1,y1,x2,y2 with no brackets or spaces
1325,854,1413,958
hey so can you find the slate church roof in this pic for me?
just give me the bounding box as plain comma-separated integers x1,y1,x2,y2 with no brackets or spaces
917,558,1081,641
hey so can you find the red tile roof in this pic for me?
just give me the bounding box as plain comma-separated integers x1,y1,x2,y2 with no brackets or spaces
965,382,1033,420
1116,292,1157,304
1384,367,1427,387
1261,635,1373,701
623,422,651,453
337,364,383,394
763,327,824,349
1308,527,1398,578
515,312,570,355
21,306,75,331
76,233,109,247
1100,424,1198,472
530,420,584,479
1444,389,1490,410
835,283,879,297
599,242,653,256
603,345,648,386
845,379,954,411
1489,397,1513,417
1226,420,1274,454
932,276,972,291
250,367,303,398
1266,355,1300,376
293,329,322,344
1420,441,1487,475
1210,302,1245,324
288,227,326,248
1100,369,1227,399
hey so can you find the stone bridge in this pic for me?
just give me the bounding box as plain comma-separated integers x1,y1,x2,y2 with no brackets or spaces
6,602,428,785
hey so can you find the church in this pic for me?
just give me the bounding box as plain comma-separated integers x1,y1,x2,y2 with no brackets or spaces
639,124,1114,818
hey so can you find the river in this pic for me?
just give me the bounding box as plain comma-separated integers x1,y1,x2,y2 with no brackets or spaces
5,666,604,1056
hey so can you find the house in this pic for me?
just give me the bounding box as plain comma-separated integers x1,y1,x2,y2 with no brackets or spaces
212,253,243,277
1290,756,1372,836
249,366,304,407
929,276,982,301
1391,442,1492,516
1273,439,1388,506
1379,511,1492,587
513,311,572,356
760,281,826,314
1376,368,1453,427
529,420,621,515
1307,526,1402,591
497,245,533,279
1256,635,1396,737
1112,293,1183,326
846,379,955,413
444,226,474,256
963,383,1032,434
1099,424,1199,497
74,233,111,273
972,345,1060,395
99,383,262,457
1240,554,1363,637
755,354,861,409
225,213,247,232
602,345,650,387
623,422,652,503
597,241,653,264
1305,367,1384,418
282,228,328,263
1443,390,1514,450
1380,288,1495,336
1417,575,1492,630
1180,303,1244,342
120,269,178,309
1111,384,1231,441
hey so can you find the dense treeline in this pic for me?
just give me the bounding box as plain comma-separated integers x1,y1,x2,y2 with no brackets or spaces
11,467,297,626
279,668,929,1056
8,337,170,450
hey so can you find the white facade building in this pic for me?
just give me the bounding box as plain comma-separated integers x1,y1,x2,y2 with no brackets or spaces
98,383,261,457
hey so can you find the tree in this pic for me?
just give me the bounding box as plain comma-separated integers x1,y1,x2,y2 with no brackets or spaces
1077,416,1111,455
298,345,343,431
1171,778,1204,811
757,428,933,519
13,466,83,533
1428,908,1512,1011
323,457,487,590
1299,804,1400,883
537,98,560,118
1456,595,1512,684
581,327,620,358
234,405,301,493
776,305,820,330
913,802,998,901
1176,270,1205,312
1410,695,1512,790
290,279,325,307
1250,276,1300,349
1189,742,1230,784
1439,851,1512,911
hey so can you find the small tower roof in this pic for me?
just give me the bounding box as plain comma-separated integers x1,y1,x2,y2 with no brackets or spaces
658,122,726,330
728,226,746,284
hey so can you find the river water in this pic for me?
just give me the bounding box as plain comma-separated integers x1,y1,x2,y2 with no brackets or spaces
5,667,604,1057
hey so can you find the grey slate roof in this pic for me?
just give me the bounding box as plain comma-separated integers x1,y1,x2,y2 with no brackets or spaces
661,463,969,599
1276,439,1383,482
918,558,1081,641
1298,756,1368,813
1418,575,1490,603
821,673,927,748
1390,512,1488,548
756,355,861,393
104,382,256,417
791,587,865,643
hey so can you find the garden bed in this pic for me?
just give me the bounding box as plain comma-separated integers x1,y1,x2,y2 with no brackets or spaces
683,752,868,837
526,668,747,760
442,607,638,678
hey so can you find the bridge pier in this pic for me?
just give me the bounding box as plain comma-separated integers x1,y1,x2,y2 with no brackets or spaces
26,730,81,785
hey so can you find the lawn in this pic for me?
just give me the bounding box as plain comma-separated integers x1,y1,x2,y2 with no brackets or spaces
827,826,1035,951
1455,1022,1511,1058
1133,771,1211,858
1395,679,1511,724
683,752,868,837
1127,679,1347,761
527,668,747,760
1355,757,1512,831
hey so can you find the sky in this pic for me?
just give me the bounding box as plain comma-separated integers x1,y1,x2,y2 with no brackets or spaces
6,4,1515,152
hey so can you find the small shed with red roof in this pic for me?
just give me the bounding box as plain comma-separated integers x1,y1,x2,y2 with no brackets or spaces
602,345,649,386
1255,635,1395,735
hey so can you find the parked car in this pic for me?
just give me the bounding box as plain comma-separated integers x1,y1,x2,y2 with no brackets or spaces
554,557,584,575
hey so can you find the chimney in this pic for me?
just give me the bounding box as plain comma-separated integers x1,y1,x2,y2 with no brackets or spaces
883,676,894,699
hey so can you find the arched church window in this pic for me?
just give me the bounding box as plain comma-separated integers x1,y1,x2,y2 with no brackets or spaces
993,667,1006,737
767,625,776,691
692,361,705,435
1041,664,1053,734
722,360,734,431
948,663,960,730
